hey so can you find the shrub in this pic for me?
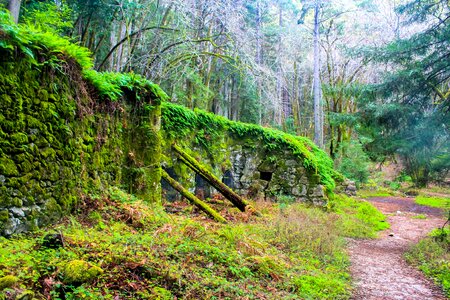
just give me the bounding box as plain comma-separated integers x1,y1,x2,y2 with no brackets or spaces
335,141,370,185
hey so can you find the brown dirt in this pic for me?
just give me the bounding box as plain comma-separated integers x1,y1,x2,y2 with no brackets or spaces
349,196,447,300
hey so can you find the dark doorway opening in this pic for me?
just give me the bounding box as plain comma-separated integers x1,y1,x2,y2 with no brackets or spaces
260,171,273,181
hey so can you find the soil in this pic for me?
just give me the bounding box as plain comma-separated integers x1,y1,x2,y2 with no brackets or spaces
349,196,447,300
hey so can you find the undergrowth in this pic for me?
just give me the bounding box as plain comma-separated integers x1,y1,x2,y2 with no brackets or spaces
0,191,386,299
405,226,450,297
331,195,390,237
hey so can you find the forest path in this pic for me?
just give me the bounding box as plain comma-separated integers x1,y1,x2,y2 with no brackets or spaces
349,196,447,300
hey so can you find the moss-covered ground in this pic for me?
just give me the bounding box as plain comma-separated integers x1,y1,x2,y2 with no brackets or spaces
0,189,387,300
415,195,450,209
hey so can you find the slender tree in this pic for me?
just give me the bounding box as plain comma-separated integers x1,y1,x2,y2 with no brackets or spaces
7,0,21,23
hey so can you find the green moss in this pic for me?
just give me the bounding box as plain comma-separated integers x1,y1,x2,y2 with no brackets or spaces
0,275,18,290
43,198,62,220
0,157,18,176
0,211,9,223
0,11,163,234
16,290,35,300
161,102,339,193
152,287,174,299
62,260,103,284
10,133,28,145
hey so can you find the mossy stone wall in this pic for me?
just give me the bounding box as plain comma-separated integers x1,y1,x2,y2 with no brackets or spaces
0,54,162,236
162,138,326,204
161,104,336,204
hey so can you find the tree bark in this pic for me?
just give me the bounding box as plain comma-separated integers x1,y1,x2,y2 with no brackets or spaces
275,2,283,126
161,170,227,223
115,21,127,72
7,0,21,24
255,0,263,124
313,1,323,148
172,144,258,215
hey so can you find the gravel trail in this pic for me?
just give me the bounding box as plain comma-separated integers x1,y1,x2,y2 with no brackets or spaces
349,196,447,300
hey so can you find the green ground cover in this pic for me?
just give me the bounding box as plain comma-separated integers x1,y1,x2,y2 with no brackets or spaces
0,191,387,300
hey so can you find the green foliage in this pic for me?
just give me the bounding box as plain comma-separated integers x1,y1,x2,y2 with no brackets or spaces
357,0,450,186
334,141,370,185
0,9,92,68
0,16,165,233
0,10,168,104
0,190,388,299
405,227,450,297
62,260,103,284
0,275,18,290
415,195,450,209
22,1,73,34
161,102,340,192
290,271,350,300
83,70,168,102
331,194,389,238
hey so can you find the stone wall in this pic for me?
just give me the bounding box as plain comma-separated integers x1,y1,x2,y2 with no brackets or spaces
161,103,340,204
0,52,162,236
163,142,326,205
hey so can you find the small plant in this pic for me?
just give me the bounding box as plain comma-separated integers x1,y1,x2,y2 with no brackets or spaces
412,214,427,219
406,225,450,297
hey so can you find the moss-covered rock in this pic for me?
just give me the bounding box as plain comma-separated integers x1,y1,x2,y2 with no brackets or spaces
16,290,35,300
152,287,173,299
0,275,18,290
62,260,103,284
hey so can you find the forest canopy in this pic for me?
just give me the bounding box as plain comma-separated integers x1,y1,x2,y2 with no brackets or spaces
1,0,449,186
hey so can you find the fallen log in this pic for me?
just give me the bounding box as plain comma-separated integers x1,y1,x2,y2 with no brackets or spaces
161,169,227,224
172,144,259,215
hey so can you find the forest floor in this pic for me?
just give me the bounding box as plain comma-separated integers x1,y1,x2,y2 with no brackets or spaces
349,196,447,300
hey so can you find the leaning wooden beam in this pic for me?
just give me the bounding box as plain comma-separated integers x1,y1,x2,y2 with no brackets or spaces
161,169,227,224
172,144,258,215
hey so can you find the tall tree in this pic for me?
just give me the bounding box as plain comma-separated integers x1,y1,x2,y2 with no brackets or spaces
298,0,325,148
359,0,450,185
7,0,20,23
312,0,323,148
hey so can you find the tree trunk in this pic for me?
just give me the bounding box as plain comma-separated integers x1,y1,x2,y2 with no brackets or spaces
172,144,258,215
7,0,21,24
313,1,323,148
161,170,227,223
255,0,263,124
115,21,127,72
275,3,283,126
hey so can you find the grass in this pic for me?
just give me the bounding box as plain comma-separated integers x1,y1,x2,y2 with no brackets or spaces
332,195,390,237
356,188,395,199
405,227,450,297
412,214,427,219
415,195,450,209
0,191,387,299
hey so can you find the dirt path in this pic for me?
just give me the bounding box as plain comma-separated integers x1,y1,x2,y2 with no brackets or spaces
349,196,447,300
